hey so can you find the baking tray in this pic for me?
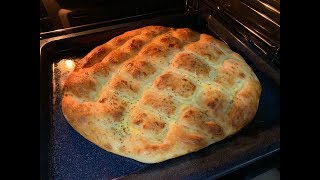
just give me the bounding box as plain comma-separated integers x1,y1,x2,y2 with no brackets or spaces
40,14,280,179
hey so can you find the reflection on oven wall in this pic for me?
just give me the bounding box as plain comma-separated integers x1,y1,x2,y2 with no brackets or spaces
200,0,280,70
40,0,185,31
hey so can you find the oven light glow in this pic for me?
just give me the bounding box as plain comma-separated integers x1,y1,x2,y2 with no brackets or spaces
65,60,75,70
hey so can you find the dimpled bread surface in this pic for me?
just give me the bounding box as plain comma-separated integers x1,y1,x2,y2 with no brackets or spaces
62,26,262,163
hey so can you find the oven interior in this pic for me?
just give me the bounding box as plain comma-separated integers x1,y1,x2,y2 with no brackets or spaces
40,0,280,179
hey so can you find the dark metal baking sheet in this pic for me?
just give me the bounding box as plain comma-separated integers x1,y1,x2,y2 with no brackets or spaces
40,14,280,179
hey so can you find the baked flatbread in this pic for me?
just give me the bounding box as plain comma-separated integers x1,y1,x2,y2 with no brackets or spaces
62,26,261,163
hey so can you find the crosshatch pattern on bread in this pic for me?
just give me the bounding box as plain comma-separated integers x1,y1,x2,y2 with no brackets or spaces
62,26,262,163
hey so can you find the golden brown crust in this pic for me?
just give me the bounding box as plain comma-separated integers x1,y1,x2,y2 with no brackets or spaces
227,80,261,131
61,25,262,163
129,107,166,134
63,70,98,100
154,72,196,98
124,59,156,80
180,107,225,139
109,75,139,94
171,53,211,76
75,45,112,70
141,92,176,116
185,42,223,62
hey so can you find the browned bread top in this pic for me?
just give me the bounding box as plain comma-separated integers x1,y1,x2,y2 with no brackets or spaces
62,26,261,163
